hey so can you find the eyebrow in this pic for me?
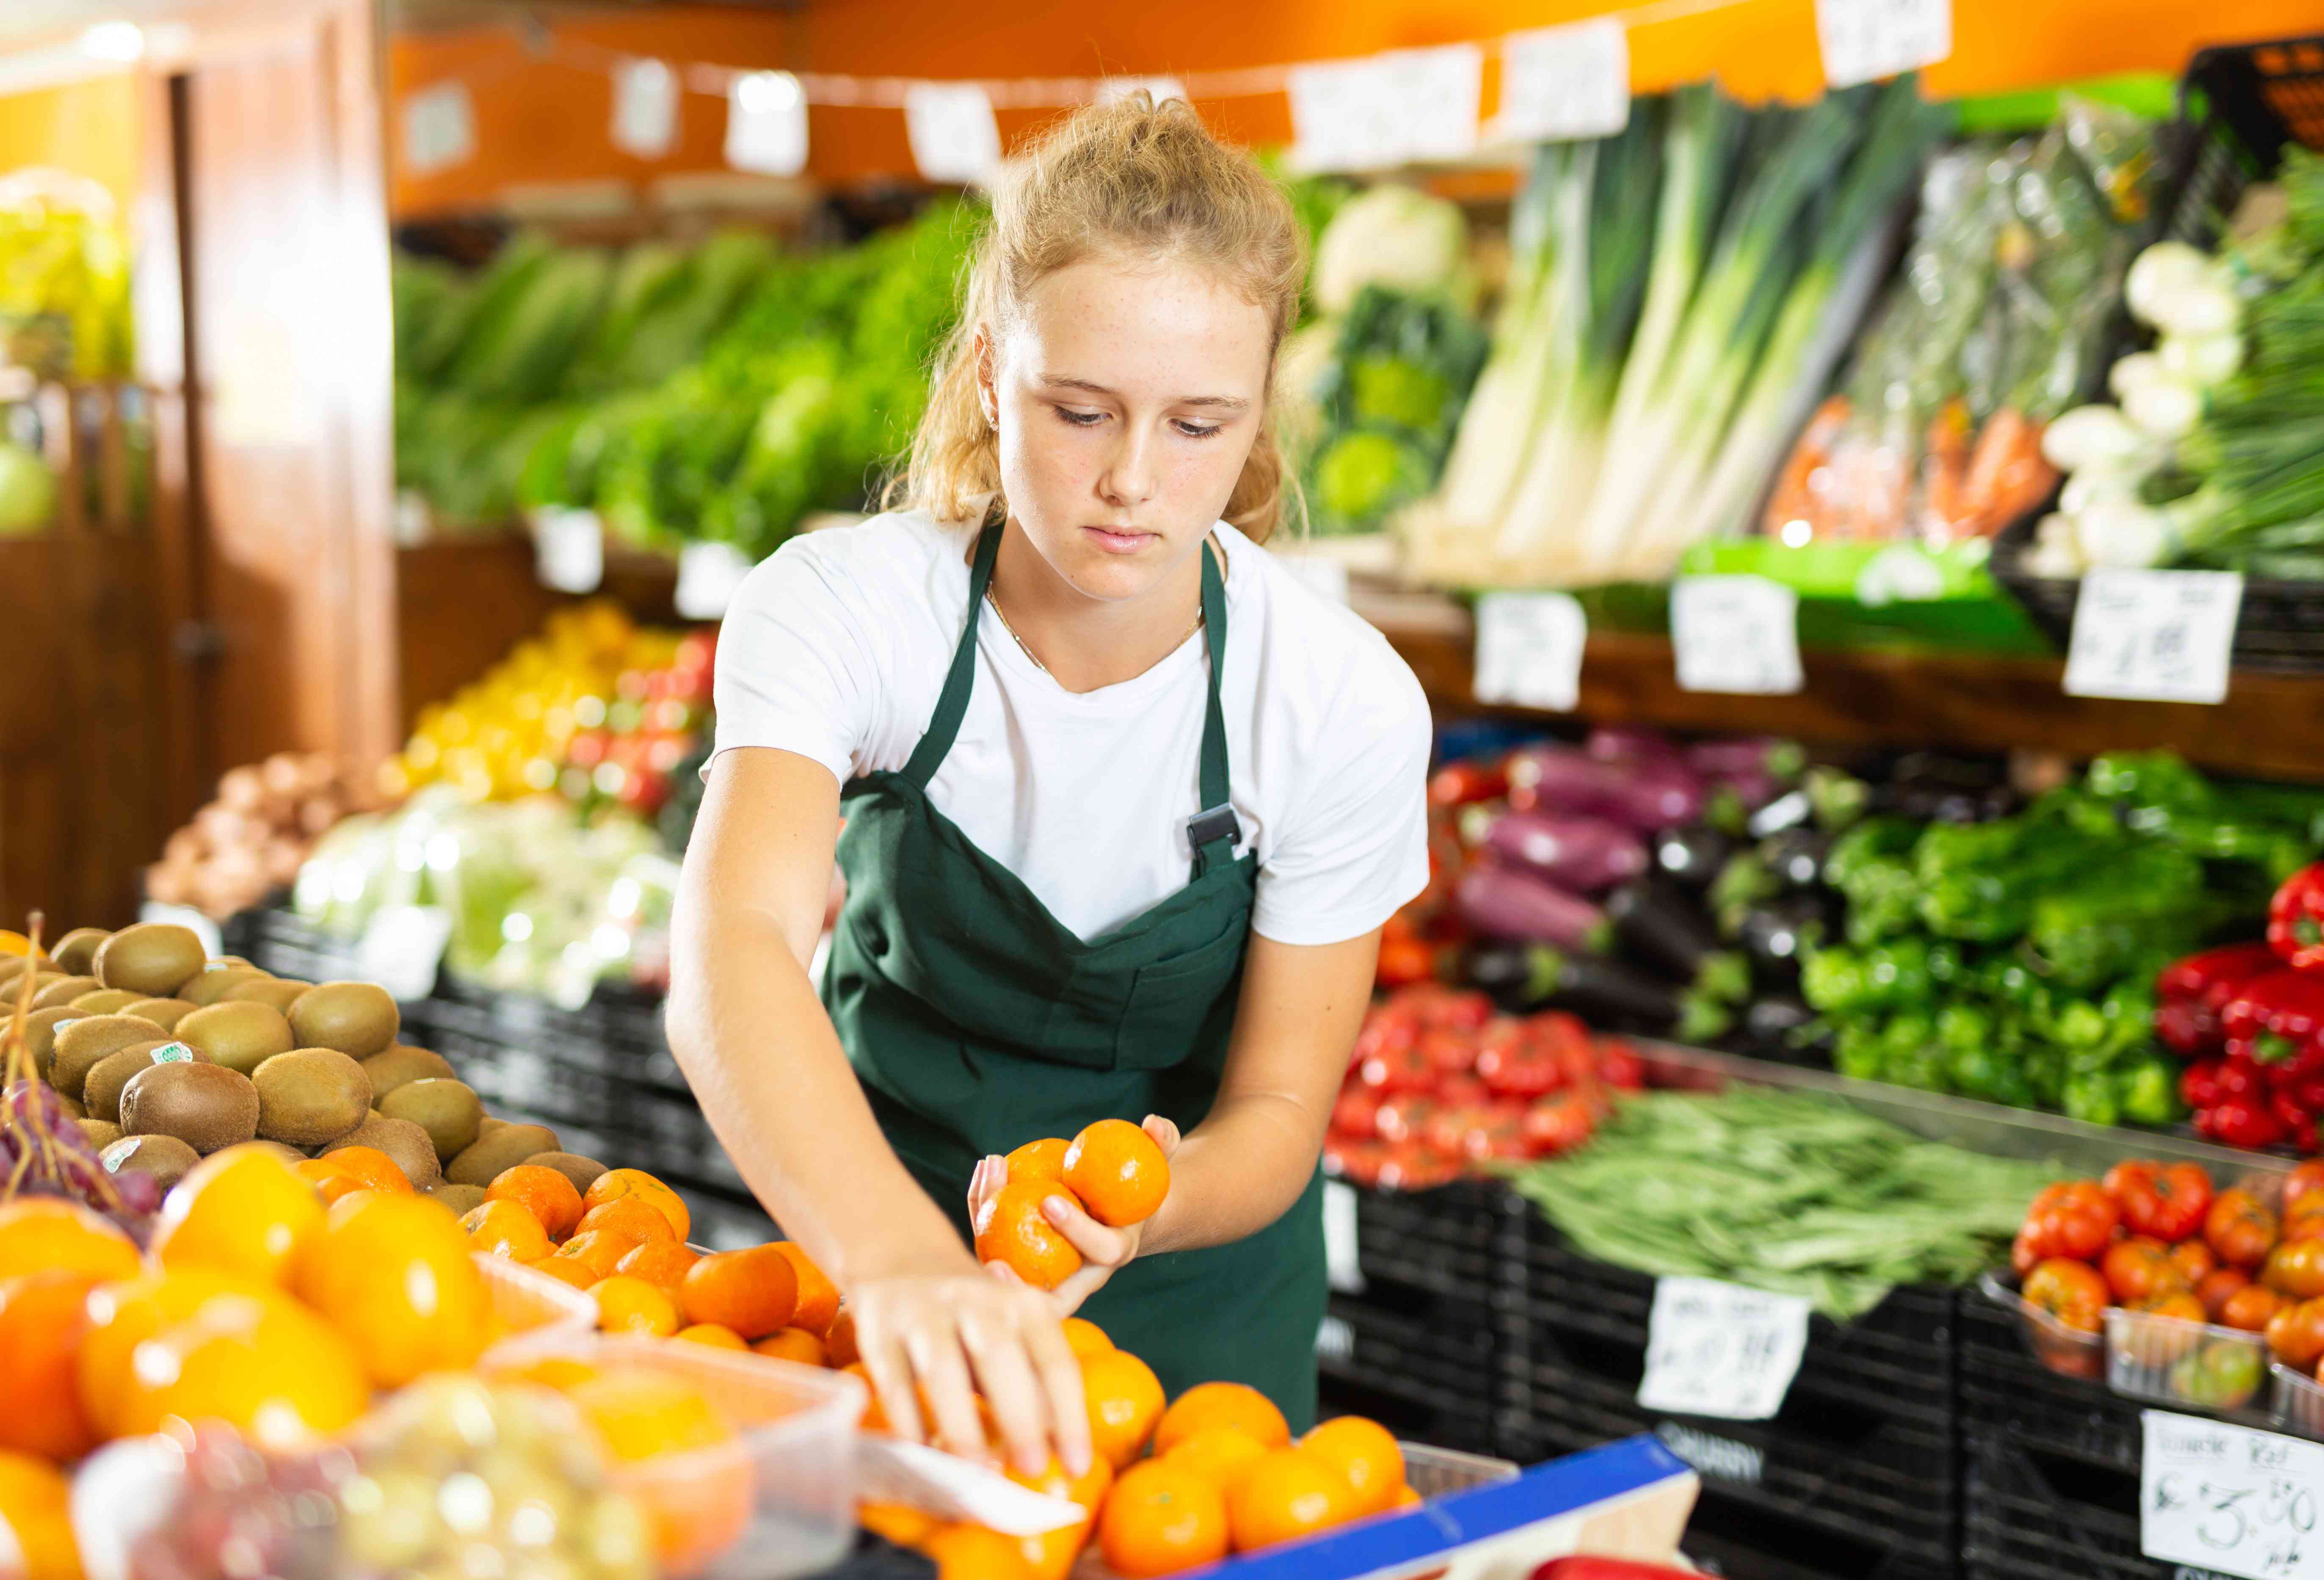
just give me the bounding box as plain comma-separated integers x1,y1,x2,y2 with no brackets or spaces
1039,375,1251,412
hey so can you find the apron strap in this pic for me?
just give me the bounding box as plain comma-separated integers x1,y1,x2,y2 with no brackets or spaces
900,520,1003,790
1190,537,1237,881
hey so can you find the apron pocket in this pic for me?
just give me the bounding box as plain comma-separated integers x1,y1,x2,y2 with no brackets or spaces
1114,923,1248,1071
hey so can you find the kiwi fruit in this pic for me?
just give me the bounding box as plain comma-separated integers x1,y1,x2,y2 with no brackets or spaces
358,1045,457,1102
50,1015,169,1099
51,928,110,976
376,1078,483,1163
251,1047,371,1147
85,1040,210,1124
69,989,144,1015
287,982,399,1061
76,1119,123,1150
14,1006,81,1081
475,1115,509,1138
31,976,100,1011
125,998,197,1031
524,1152,610,1196
220,978,312,1013
242,1140,305,1166
174,1001,296,1077
55,1093,83,1120
0,954,48,989
322,1113,442,1191
427,1182,489,1215
94,924,207,997
119,1062,260,1155
102,1132,201,1192
444,1123,561,1187
180,966,265,1007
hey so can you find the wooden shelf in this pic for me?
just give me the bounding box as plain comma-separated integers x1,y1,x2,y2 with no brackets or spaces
1358,591,2324,786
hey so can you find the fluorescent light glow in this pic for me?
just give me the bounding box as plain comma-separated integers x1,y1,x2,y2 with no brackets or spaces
78,22,145,62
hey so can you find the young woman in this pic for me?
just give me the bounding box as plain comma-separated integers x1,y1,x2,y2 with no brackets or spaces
670,95,1430,1478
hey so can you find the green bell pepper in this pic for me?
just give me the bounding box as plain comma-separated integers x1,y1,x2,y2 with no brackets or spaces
2118,1054,2186,1127
2062,1069,2124,1127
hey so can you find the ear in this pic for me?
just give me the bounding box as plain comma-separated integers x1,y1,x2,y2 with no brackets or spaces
972,324,999,427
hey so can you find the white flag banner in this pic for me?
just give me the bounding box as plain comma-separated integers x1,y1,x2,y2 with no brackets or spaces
612,58,678,159
904,82,1004,187
1493,18,1631,143
402,82,475,175
726,71,809,177
1288,44,1482,172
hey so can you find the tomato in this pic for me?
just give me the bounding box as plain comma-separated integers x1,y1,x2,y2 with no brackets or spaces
1421,1104,1497,1158
2132,1290,2207,1324
1359,1042,1435,1095
2221,1282,2288,1333
1427,761,1507,809
1521,1093,1595,1157
1456,1105,1531,1163
1375,935,1438,989
1477,1041,1563,1100
2102,1237,2189,1306
2199,1266,2253,1320
1328,1140,1386,1188
1594,1039,1646,1091
1438,991,1495,1032
2285,1201,2324,1244
2102,1161,2214,1243
1375,1143,1462,1193
2169,1239,2217,1286
2265,1297,2324,1368
2012,1227,2045,1279
2205,1189,2280,1269
2262,1237,2324,1299
1419,1029,1479,1077
2034,1181,2122,1262
1435,1073,1489,1110
1372,1096,1441,1145
2023,1258,2109,1334
1330,1086,1383,1141
2287,1160,2324,1211
1531,1013,1596,1080
1352,1004,1420,1070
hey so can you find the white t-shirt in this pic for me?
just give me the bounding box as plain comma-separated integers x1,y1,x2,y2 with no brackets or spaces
712,510,1433,946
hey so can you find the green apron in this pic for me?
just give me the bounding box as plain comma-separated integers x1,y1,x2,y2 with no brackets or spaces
822,519,1325,1429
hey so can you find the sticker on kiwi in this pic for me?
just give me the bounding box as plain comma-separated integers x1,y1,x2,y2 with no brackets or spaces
52,1018,77,1035
152,1041,196,1064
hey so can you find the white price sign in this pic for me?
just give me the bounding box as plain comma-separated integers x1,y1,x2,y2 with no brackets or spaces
675,540,753,621
727,71,809,177
532,508,604,594
1491,19,1630,144
1288,44,1482,173
1671,576,1802,695
2142,1412,2324,1580
904,83,1003,188
2063,568,2242,705
1473,591,1587,713
401,81,475,175
611,58,678,159
355,904,453,1004
1322,1179,1365,1295
1814,0,1954,88
1637,1276,1811,1421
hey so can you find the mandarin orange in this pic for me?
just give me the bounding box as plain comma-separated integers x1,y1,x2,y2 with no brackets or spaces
680,1245,799,1339
751,1327,828,1365
1082,1348,1166,1470
577,1197,678,1247
486,1165,583,1239
1061,1120,1168,1227
461,1199,554,1262
1005,1138,1071,1187
614,1239,701,1294
1099,1460,1231,1577
1301,1416,1404,1516
581,1168,689,1241
1154,1381,1289,1455
591,1274,682,1337
1225,1448,1352,1552
0,1272,99,1461
974,1180,1081,1291
772,1241,840,1335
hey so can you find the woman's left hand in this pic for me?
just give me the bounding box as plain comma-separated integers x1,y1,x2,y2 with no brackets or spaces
967,1115,1180,1314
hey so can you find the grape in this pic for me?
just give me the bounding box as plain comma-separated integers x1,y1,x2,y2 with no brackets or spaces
127,1423,348,1580
2,1078,157,1240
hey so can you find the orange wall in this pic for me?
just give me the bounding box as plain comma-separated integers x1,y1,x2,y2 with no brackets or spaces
389,0,2324,216
0,73,141,221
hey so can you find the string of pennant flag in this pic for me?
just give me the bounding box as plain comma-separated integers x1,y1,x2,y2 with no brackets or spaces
397,0,1951,185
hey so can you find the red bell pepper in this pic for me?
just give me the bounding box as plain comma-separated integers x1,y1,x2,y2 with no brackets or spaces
2160,941,2283,1006
2182,1059,2225,1110
2271,862,2324,970
1427,759,1508,809
2222,970,2324,1050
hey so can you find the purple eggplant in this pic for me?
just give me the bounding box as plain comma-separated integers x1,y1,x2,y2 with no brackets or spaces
1585,727,1683,765
1685,738,1806,779
1464,808,1648,894
1455,863,1612,953
1506,746,1704,832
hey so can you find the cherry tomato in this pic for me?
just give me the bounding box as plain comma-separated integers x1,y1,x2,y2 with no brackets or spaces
2222,1283,2289,1334
1521,1092,1595,1157
2103,1237,2189,1306
2102,1160,2215,1243
2198,1266,2252,1320
2036,1181,2122,1262
2262,1237,2324,1300
2169,1239,2217,1286
1330,1086,1383,1141
2206,1188,2280,1269
2265,1297,2324,1368
2023,1258,2109,1334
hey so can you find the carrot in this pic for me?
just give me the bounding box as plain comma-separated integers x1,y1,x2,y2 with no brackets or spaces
1761,396,1850,539
1960,408,2058,537
1921,398,1973,539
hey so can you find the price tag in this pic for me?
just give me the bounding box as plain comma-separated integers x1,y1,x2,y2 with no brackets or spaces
2063,568,2242,705
2141,1412,2324,1580
1670,576,1803,696
1490,19,1630,144
532,508,604,594
1473,591,1587,712
1814,0,1954,88
1287,44,1482,172
401,81,475,175
726,71,809,177
675,540,753,621
1322,1180,1365,1295
1637,1276,1811,1421
137,901,221,961
355,904,453,1003
904,83,1004,188
611,58,677,159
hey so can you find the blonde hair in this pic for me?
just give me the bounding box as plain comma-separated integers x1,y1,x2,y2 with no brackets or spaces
889,94,1306,544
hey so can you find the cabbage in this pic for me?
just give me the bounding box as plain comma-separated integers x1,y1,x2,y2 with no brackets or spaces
1312,185,1471,317
0,439,55,534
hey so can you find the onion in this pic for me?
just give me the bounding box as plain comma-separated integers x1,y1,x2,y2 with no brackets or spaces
2042,404,2147,471
2124,376,2204,439
2124,242,2215,327
2077,497,2176,569
2109,352,2169,403
2159,331,2244,387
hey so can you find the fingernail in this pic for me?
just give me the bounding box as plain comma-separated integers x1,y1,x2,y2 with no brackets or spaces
1043,1196,1072,1224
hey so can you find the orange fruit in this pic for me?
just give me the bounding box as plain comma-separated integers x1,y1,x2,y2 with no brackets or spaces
858,1501,938,1549
1006,1138,1071,1187
461,1200,555,1262
1395,1484,1422,1509
0,1199,141,1285
1302,1417,1404,1516
1164,1428,1268,1492
826,1308,861,1367
505,1356,599,1392
582,1169,690,1242
1083,1349,1167,1470
292,1191,491,1387
922,1524,1035,1580
1063,1318,1112,1359
680,1245,799,1339
615,1239,701,1294
487,1165,584,1240
974,1180,1082,1291
525,1255,600,1292
0,1450,81,1580
313,1145,411,1195
1154,1382,1289,1456
568,1369,749,1577
674,1323,748,1351
591,1275,682,1337
577,1198,678,1247
105,1283,372,1448
77,1268,254,1437
1225,1448,1352,1552
1099,1459,1231,1577
1007,1455,1112,1580
1062,1120,1169,1227
555,1229,644,1279
152,1146,324,1287
0,1272,99,1461
753,1327,828,1365
773,1242,839,1336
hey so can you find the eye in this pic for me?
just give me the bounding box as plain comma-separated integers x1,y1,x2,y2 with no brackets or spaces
1053,406,1105,428
1174,420,1225,440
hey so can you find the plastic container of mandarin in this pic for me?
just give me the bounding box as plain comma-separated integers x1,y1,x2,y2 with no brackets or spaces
486,1331,866,1580
474,1251,598,1349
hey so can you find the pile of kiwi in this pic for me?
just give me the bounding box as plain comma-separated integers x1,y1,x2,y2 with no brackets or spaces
3,923,613,1213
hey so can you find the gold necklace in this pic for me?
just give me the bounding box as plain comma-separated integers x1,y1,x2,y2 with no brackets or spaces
985,588,1202,677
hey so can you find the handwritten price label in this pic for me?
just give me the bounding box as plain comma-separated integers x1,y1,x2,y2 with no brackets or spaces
1288,44,1482,172
2064,569,2242,705
1474,591,1587,712
1670,576,1803,696
1637,1276,1811,1421
2142,1412,2324,1580
904,83,1003,187
1814,0,1953,88
1491,18,1630,143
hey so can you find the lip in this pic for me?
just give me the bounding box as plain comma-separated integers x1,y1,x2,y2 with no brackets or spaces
1081,525,1157,555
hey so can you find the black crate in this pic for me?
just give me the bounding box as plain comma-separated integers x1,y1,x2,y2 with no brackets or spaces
1683,1483,1956,1580
1956,1283,2139,1474
1314,1294,1496,1456
1343,1178,1513,1305
1959,1430,2233,1580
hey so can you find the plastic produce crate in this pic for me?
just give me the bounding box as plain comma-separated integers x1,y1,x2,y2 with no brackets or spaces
1961,1431,2165,1580
1316,1296,1496,1457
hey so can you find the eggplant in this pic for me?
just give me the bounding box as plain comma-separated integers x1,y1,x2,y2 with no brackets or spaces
1454,864,1612,953
1506,746,1705,831
1462,942,1684,1028
1743,994,1818,1044
1466,808,1649,894
1747,767,1871,839
1604,878,1722,980
1686,738,1806,780
1585,727,1683,765
1737,892,1837,974
1759,828,1832,890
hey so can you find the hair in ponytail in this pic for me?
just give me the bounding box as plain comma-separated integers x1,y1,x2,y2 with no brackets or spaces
887,93,1306,544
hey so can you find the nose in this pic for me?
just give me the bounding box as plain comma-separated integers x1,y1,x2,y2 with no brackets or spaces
1098,420,1159,510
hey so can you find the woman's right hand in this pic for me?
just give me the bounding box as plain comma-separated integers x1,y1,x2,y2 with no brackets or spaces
848,1257,1093,1479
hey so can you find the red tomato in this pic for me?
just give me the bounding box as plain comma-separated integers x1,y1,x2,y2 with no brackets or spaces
1330,1087,1383,1141
1593,1039,1646,1091
1521,1093,1595,1157
1373,1096,1441,1145
2222,1283,2288,1333
1375,935,1438,989
1359,1042,1436,1095
1328,1140,1386,1188
2132,1290,2207,1325
2266,1297,2324,1368
1352,1004,1420,1069
2262,1238,2324,1300
2036,1181,2122,1262
1421,1029,1481,1077
2205,1189,2280,1270
2285,1198,2324,1243
1427,761,1507,809
2169,1239,2217,1286
2102,1237,2189,1306
2287,1161,2324,1211
1477,1042,1563,1100
2023,1259,2109,1334
2102,1161,2215,1243
1376,1143,1462,1193
2011,1227,2045,1279
1431,991,1495,1032
1435,1073,1489,1110
2199,1266,2253,1319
